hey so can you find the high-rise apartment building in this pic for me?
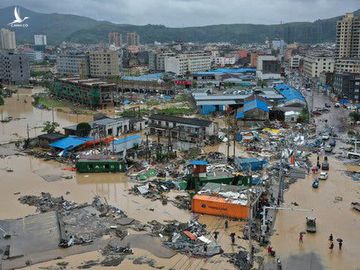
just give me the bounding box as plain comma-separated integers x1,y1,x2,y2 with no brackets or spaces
89,50,120,77
108,32,122,47
335,13,360,59
126,32,140,46
34,34,47,46
0,28,16,50
0,51,30,85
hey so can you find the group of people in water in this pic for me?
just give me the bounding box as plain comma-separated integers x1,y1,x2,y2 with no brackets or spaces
299,232,343,251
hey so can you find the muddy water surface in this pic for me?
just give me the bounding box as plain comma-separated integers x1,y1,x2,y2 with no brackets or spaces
271,156,360,270
0,87,92,143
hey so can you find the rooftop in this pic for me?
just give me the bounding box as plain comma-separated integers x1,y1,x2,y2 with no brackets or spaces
149,114,213,127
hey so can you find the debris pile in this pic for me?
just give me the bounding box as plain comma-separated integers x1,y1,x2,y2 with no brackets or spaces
149,219,223,257
223,251,252,270
130,180,191,210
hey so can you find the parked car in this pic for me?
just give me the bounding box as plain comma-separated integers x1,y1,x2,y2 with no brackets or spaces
335,103,341,108
325,144,333,153
322,134,330,140
325,103,331,108
319,171,328,180
329,139,336,147
306,217,317,233
321,156,329,170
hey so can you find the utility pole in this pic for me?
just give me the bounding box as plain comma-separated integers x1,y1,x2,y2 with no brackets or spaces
51,108,55,123
26,124,30,141
247,189,253,265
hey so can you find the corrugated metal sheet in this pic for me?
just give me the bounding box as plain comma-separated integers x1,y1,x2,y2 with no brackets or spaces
113,134,141,145
243,99,269,113
50,136,93,150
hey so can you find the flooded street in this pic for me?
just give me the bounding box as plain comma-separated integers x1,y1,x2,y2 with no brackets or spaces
270,89,360,270
271,156,360,270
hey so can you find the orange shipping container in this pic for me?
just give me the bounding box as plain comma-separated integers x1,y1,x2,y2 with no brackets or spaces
192,194,249,219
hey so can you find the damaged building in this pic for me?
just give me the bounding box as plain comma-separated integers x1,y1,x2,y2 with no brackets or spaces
148,114,218,146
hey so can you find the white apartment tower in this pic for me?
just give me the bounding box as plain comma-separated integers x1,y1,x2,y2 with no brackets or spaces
0,28,16,50
34,34,47,46
164,51,211,76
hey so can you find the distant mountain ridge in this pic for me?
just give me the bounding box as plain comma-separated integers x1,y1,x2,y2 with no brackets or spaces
0,6,359,45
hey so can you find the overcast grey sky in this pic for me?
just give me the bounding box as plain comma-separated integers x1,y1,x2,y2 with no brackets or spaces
1,0,359,27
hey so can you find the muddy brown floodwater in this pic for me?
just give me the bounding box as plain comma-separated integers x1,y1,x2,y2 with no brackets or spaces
0,87,92,143
270,156,360,270
0,89,240,270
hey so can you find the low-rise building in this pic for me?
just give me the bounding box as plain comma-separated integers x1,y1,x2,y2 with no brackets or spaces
164,51,211,76
335,58,360,73
236,97,270,123
256,55,281,80
303,56,335,78
56,53,89,76
0,51,30,85
108,134,142,158
290,55,301,69
333,73,360,102
63,117,130,138
89,50,120,77
148,114,218,144
51,78,116,108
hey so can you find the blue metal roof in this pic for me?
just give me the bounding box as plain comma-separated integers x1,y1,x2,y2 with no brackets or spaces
113,134,141,145
210,68,256,73
236,111,245,119
193,68,256,76
49,136,93,150
189,160,209,166
122,73,163,82
243,99,269,113
274,84,305,102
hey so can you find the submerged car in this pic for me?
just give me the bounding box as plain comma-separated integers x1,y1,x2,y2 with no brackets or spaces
306,217,317,233
312,179,320,188
319,171,328,180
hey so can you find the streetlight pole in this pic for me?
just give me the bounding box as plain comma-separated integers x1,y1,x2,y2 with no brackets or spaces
261,206,313,237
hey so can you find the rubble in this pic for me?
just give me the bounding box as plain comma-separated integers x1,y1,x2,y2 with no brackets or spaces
132,256,157,267
223,250,252,270
148,219,223,257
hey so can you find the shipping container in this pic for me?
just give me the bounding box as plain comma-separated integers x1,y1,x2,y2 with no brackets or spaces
76,159,126,173
192,194,249,219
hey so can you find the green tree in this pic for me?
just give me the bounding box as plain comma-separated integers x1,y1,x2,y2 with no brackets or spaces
298,108,310,123
349,112,360,123
76,122,92,137
42,121,59,134
0,96,4,106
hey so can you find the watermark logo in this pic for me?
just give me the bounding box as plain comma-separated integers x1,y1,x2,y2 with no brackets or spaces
8,7,29,28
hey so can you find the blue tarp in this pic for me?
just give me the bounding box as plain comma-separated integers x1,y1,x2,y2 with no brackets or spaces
189,160,209,166
113,134,141,145
235,157,267,172
339,98,349,105
49,136,93,150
